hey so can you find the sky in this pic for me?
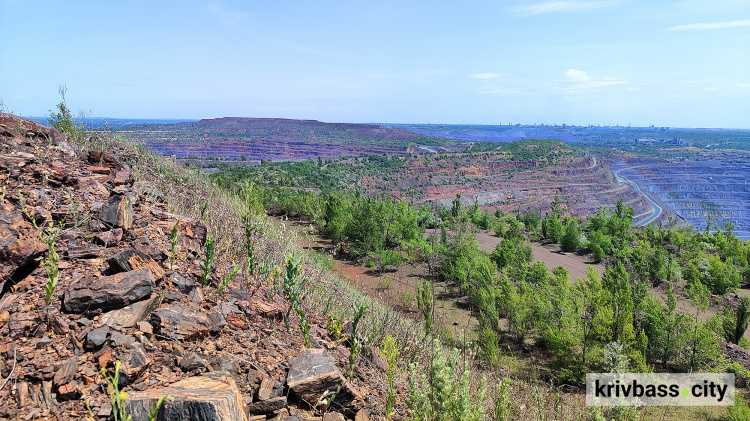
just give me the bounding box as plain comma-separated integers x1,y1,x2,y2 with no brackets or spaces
1,0,749,128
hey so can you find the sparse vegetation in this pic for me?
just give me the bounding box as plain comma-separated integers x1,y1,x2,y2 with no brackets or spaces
199,234,216,286
217,264,240,295
381,335,400,420
168,221,179,270
326,314,344,342
283,255,311,346
41,222,62,306
102,361,131,421
48,86,83,141
406,341,484,420
348,303,368,378
416,280,434,337
147,396,170,421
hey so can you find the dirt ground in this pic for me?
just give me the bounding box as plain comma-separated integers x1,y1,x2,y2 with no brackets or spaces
474,230,603,281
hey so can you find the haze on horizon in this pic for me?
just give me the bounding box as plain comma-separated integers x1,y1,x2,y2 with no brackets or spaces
1,0,749,129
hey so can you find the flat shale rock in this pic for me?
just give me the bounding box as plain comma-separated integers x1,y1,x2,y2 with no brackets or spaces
247,396,287,415
149,303,226,340
86,326,111,350
169,272,197,293
108,248,165,280
0,201,47,289
100,296,157,329
124,374,248,421
119,343,150,383
62,268,155,314
95,228,123,245
286,349,360,410
99,194,133,229
52,357,78,387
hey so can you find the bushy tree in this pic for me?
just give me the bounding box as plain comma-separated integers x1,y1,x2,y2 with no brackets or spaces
560,219,581,252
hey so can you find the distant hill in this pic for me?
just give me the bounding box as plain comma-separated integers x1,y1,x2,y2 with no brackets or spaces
118,117,457,163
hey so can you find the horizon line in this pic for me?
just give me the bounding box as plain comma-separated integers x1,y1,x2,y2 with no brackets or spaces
20,114,750,132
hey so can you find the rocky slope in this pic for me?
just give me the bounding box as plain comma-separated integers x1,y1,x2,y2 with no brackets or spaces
0,115,386,420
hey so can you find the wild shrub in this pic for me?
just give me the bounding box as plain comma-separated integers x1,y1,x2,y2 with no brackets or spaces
733,297,750,344
348,302,368,378
147,396,170,421
217,264,240,295
168,221,179,271
42,237,60,306
200,234,216,286
48,86,83,141
493,378,512,421
102,361,131,421
381,335,400,420
377,276,394,292
477,326,501,367
416,280,434,337
326,314,344,341
244,219,256,279
39,221,62,306
283,255,311,346
406,340,484,421
560,219,581,252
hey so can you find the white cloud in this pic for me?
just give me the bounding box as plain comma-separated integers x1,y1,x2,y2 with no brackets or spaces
564,68,626,90
478,87,524,95
668,19,750,32
564,68,591,83
738,83,750,89
469,72,503,80
516,1,615,15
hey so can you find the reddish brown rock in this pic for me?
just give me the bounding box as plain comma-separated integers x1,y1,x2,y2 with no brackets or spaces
257,376,274,401
52,357,78,387
149,303,226,341
108,248,165,280
57,382,81,400
88,165,111,175
119,343,150,383
0,201,47,291
354,409,370,421
98,194,133,229
113,168,132,185
247,396,287,415
100,296,158,329
95,228,123,246
322,412,345,421
62,268,155,314
286,349,360,411
124,374,248,421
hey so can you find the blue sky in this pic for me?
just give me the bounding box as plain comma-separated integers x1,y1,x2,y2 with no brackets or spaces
1,0,749,127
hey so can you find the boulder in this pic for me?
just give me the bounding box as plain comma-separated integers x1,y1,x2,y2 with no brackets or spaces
286,349,360,410
149,303,226,341
62,269,155,314
124,374,247,421
0,201,47,291
99,194,133,229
